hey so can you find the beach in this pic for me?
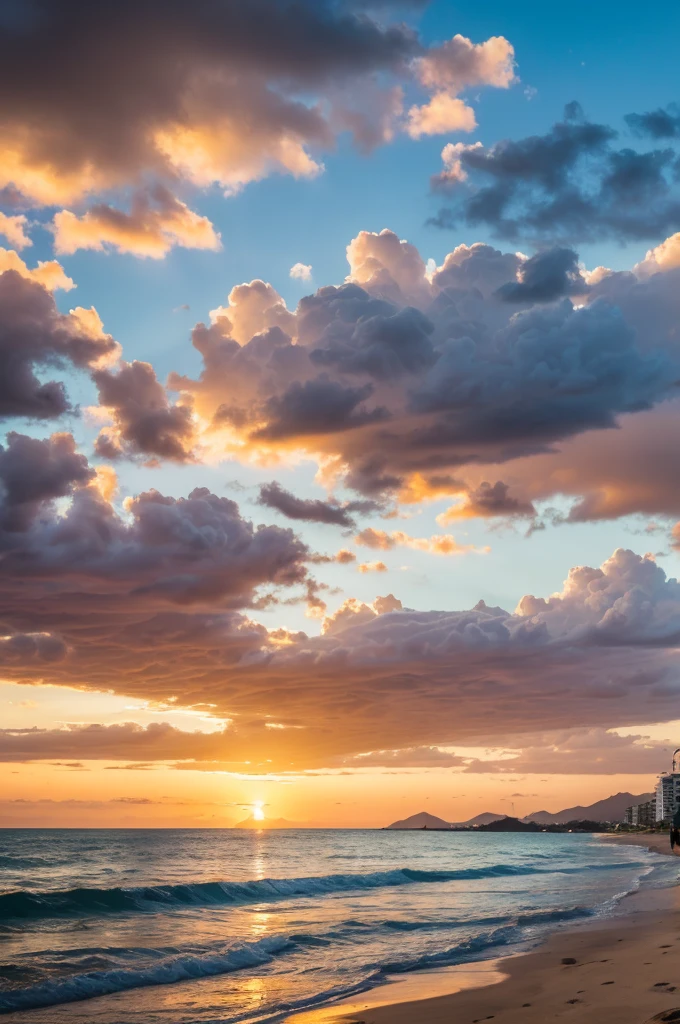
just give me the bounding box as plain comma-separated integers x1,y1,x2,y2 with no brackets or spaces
290,834,680,1024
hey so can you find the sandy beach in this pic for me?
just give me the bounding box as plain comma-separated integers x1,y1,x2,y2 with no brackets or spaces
290,833,680,1024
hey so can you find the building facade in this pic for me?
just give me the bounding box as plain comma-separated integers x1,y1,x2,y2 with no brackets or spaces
625,798,657,826
655,773,680,822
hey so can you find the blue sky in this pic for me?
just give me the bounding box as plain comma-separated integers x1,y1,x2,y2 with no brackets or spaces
27,0,677,631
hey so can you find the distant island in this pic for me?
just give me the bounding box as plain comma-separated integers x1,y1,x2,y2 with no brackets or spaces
385,791,653,831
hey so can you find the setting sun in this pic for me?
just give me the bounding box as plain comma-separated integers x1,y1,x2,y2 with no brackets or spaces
252,802,265,821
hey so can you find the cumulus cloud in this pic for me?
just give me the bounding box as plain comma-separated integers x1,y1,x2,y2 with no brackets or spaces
0,433,322,720
407,34,515,138
429,102,680,244
154,227,680,506
52,187,221,258
496,247,587,303
0,248,74,291
92,360,196,463
0,269,119,420
407,94,476,138
0,0,514,256
358,560,388,572
290,263,313,281
0,213,31,249
636,231,680,274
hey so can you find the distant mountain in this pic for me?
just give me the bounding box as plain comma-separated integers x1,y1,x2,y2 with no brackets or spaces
386,811,451,829
451,812,504,827
386,810,505,829
478,816,540,832
525,791,654,825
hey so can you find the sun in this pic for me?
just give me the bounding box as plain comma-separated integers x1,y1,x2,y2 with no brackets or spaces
252,801,265,821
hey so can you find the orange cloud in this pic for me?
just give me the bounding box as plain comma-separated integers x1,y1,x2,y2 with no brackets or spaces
354,527,486,556
52,191,220,259
0,212,31,250
0,247,74,291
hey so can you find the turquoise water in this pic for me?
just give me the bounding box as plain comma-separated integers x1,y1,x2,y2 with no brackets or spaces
0,828,676,1022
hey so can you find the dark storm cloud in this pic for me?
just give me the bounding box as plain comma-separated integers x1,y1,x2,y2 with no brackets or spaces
410,299,669,441
0,270,119,419
309,306,436,379
496,247,587,303
430,104,680,243
252,378,390,440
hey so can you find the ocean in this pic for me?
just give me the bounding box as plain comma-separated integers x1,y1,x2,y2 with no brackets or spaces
0,828,677,1023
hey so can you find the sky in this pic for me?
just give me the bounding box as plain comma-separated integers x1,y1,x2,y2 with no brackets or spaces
3,0,680,827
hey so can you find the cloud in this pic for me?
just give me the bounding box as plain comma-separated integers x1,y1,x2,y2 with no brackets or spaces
5,544,680,770
209,280,296,345
92,360,196,463
437,481,535,523
435,141,484,185
625,105,680,139
0,0,514,253
636,232,680,274
358,560,388,572
414,34,516,94
496,247,587,303
461,727,675,775
0,269,119,420
355,526,487,556
0,722,231,763
52,186,221,258
258,480,360,527
335,548,357,564
290,263,313,281
0,248,73,291
430,103,680,244
253,378,390,441
407,94,477,138
0,213,31,249
407,34,515,138
161,228,677,503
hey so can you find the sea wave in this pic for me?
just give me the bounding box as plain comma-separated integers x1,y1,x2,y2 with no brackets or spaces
0,909,590,1015
0,863,578,921
0,935,295,1013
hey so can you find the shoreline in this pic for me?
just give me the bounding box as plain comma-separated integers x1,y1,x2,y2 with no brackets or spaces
289,832,680,1024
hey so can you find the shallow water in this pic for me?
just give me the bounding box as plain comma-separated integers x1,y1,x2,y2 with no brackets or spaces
0,828,676,1023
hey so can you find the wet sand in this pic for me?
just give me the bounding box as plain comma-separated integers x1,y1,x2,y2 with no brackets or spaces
289,832,680,1024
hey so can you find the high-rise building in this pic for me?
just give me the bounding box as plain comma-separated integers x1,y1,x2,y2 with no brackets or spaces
625,798,657,826
656,750,680,821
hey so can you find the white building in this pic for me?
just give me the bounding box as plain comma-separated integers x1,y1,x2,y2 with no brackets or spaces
656,771,680,821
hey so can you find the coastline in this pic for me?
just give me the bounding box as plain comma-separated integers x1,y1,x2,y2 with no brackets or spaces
289,833,680,1024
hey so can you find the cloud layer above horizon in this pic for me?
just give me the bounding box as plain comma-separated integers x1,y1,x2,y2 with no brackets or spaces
3,0,680,786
